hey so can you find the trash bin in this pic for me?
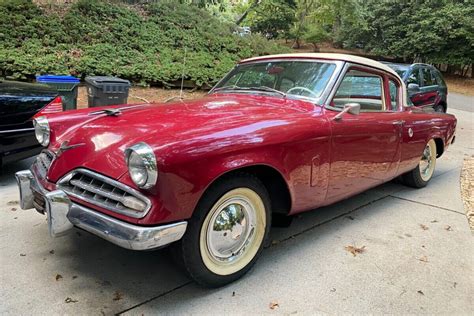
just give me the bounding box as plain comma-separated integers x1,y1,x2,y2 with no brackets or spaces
36,75,80,111
85,76,131,107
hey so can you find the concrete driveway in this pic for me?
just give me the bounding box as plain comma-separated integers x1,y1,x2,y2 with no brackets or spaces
1,96,472,315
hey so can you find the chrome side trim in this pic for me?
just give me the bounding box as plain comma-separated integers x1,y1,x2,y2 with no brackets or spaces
57,168,151,219
0,127,35,134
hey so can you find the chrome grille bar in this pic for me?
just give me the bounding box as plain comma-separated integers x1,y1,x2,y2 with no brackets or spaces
57,168,151,218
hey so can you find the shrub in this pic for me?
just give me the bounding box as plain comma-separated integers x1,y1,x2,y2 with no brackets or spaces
0,0,289,86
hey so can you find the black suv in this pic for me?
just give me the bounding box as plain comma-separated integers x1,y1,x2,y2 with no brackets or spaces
385,63,448,112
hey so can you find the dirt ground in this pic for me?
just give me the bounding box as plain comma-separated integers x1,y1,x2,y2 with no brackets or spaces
460,157,474,230
76,86,207,109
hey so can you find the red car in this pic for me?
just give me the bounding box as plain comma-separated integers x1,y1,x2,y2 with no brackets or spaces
16,53,456,287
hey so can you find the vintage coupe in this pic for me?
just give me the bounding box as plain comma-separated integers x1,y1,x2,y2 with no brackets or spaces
16,54,456,287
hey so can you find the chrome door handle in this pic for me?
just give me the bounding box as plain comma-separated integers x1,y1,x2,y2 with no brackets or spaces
393,120,405,125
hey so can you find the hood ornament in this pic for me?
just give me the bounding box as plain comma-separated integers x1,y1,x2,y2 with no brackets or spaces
55,141,85,157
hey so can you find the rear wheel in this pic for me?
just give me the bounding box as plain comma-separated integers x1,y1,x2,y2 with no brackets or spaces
434,103,446,113
402,139,437,188
173,174,271,287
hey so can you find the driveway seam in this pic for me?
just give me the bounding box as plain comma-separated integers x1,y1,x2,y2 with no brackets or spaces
388,195,465,215
116,281,193,315
266,195,391,246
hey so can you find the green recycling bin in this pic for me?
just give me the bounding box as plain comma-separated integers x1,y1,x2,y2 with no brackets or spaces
36,75,80,110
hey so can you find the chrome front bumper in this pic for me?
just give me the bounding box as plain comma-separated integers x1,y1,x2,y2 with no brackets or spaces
15,169,187,250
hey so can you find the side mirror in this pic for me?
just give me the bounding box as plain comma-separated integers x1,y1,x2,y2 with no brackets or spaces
407,83,420,91
333,103,361,121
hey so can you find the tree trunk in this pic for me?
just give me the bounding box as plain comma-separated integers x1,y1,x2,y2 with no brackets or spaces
292,38,301,49
236,0,260,26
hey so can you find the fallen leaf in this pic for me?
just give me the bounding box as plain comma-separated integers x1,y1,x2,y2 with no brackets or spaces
417,290,424,295
65,297,78,303
72,275,78,280
453,282,457,288
113,291,123,301
330,288,336,292
20,253,26,257
49,250,55,254
56,274,63,281
345,245,366,257
269,301,279,310
445,225,453,231
11,208,17,211
7,200,19,206
232,291,236,297
14,217,17,219
419,224,429,230
430,219,438,223
345,215,354,220
404,233,412,237
418,256,428,263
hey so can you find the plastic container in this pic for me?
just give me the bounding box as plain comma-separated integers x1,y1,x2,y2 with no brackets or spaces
85,76,131,107
36,75,80,110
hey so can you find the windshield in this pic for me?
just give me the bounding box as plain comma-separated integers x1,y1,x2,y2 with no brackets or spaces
211,61,336,100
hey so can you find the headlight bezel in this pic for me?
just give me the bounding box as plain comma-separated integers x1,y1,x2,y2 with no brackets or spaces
33,116,50,147
124,142,158,190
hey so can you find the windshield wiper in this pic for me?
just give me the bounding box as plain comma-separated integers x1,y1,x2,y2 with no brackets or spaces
248,86,287,98
212,85,286,98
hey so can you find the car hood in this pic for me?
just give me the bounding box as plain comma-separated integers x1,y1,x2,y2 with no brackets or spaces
46,94,318,182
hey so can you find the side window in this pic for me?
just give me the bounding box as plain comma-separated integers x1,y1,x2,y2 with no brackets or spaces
388,79,399,110
332,69,385,111
421,67,436,86
406,68,421,85
432,69,446,86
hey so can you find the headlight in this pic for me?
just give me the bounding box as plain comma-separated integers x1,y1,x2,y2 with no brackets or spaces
33,116,50,147
124,142,158,189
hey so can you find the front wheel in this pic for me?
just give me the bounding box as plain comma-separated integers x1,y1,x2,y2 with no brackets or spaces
173,174,271,287
401,139,437,188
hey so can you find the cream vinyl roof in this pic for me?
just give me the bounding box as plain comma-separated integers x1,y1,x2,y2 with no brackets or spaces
240,53,399,78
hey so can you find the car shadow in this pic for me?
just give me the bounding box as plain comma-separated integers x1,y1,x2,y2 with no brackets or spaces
0,156,36,187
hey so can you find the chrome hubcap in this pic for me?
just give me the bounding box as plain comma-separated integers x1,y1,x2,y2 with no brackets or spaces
207,197,256,263
419,142,435,181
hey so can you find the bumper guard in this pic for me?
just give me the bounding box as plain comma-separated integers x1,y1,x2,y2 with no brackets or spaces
15,169,187,250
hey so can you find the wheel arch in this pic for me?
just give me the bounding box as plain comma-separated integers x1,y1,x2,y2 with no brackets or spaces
433,137,444,158
202,164,292,216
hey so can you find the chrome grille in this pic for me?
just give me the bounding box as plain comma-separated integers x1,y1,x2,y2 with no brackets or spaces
57,168,151,218
35,150,55,179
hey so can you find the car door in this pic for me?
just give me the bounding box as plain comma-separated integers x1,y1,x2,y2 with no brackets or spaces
406,67,424,107
324,66,402,203
419,67,439,108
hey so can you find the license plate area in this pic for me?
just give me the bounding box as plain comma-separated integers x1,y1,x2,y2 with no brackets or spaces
32,188,46,214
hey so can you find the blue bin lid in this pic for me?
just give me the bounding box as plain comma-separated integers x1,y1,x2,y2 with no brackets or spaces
36,75,80,83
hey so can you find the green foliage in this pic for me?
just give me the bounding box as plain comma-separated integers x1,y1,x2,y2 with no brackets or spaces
339,0,474,66
0,0,289,86
247,0,296,39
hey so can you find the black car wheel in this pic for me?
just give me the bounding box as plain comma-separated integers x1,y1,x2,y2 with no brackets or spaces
434,103,446,113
